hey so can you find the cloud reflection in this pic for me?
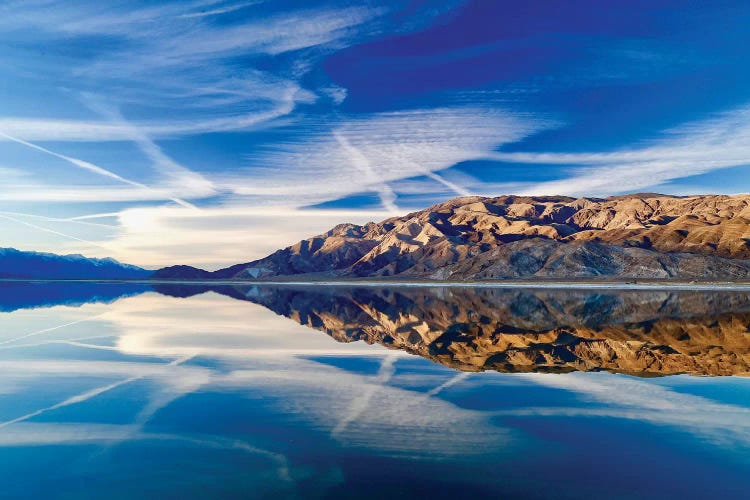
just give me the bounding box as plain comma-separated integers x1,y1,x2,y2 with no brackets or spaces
0,290,513,464
0,283,748,498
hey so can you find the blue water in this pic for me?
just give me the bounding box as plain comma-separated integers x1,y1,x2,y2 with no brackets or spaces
0,282,748,499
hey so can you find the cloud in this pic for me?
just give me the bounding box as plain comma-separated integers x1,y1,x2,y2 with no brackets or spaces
0,199,394,267
487,103,750,196
106,292,386,358
517,373,750,448
0,105,547,266
0,1,549,265
0,131,200,208
0,291,512,460
178,0,262,19
237,107,548,210
0,314,106,347
79,94,218,200
54,205,392,269
0,213,117,252
0,94,298,141
0,367,162,430
0,1,384,142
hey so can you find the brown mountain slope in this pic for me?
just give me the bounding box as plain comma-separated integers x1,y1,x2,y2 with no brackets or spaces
155,193,750,280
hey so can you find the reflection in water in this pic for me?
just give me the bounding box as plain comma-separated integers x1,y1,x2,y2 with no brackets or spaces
0,282,748,498
0,281,149,312
157,284,750,376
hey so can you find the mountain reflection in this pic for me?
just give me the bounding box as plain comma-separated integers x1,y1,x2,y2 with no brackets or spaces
1,280,748,376
0,281,149,312
153,284,750,377
2,282,749,497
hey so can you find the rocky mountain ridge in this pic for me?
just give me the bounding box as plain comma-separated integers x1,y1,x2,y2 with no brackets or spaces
154,193,750,280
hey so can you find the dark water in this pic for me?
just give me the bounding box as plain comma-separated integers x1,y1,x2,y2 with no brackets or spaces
0,282,748,499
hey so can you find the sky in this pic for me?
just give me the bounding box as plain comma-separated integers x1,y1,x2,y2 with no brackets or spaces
1,0,750,269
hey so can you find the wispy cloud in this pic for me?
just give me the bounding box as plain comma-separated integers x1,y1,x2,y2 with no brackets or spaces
0,1,384,141
0,314,106,347
178,0,262,19
237,107,547,211
0,103,548,264
332,354,398,436
517,373,750,448
6,0,748,267
0,131,199,208
68,206,393,269
79,94,218,200
0,93,299,141
0,210,116,229
487,103,750,196
0,213,116,251
0,355,193,431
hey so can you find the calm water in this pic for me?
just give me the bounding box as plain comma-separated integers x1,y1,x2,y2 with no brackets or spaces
0,282,748,499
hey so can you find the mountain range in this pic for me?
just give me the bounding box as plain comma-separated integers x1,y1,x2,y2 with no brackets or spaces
0,247,151,280
155,193,750,281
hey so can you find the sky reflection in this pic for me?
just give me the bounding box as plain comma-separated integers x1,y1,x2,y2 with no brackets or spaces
0,286,748,498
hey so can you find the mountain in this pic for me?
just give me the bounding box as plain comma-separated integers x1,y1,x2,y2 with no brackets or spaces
225,285,750,376
155,193,750,281
0,247,152,280
152,265,213,280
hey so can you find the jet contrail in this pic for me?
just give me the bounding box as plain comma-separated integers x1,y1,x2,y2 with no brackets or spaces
0,314,106,347
0,356,194,430
0,213,114,251
0,130,197,208
0,210,116,229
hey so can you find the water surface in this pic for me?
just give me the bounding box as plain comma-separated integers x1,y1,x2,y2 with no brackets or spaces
0,282,748,499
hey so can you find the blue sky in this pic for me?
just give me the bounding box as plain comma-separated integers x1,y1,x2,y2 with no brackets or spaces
1,0,749,268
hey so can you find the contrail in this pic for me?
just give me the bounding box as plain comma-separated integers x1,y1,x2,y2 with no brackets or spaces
0,213,114,251
0,130,197,208
178,0,260,19
332,354,397,436
0,356,194,430
68,212,121,221
0,314,106,346
0,377,142,430
333,131,400,214
0,333,117,351
424,170,473,197
79,95,215,207
0,210,117,229
401,158,472,197
424,372,471,397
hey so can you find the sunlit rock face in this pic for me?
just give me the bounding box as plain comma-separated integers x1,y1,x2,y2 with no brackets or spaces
194,285,750,377
155,194,750,280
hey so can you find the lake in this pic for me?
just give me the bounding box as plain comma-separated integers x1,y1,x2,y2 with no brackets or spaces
0,282,748,499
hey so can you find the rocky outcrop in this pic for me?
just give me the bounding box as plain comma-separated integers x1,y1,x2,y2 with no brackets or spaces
155,194,750,280
436,239,750,280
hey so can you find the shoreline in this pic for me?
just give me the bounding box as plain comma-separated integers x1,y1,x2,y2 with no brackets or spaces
3,277,750,291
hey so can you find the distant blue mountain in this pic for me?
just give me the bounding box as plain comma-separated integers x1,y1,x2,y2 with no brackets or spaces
0,248,152,280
